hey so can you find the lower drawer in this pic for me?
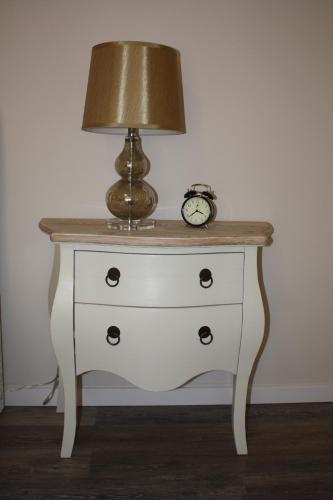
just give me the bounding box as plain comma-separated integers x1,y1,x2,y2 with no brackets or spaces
74,303,242,391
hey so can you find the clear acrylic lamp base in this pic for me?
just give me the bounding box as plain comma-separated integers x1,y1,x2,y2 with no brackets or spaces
106,218,156,231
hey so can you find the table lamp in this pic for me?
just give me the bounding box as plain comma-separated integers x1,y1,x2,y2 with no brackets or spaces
82,41,186,230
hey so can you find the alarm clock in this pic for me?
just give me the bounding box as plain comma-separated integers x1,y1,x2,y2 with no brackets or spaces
181,184,217,227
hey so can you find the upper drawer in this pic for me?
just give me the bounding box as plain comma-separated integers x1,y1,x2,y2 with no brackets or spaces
74,251,244,307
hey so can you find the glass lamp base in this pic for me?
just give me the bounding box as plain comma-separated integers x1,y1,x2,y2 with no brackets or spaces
106,218,156,231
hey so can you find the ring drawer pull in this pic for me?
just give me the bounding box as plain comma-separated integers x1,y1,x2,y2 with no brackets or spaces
198,326,213,345
199,268,213,288
106,326,121,346
105,267,121,287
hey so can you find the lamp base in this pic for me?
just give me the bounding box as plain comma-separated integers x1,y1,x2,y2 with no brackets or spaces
106,218,156,231
106,129,157,227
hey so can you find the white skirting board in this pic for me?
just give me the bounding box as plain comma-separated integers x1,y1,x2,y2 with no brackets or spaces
5,383,333,406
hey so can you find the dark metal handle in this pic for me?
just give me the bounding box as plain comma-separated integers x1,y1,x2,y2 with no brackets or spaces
198,326,213,345
105,267,120,287
199,268,213,288
106,326,121,346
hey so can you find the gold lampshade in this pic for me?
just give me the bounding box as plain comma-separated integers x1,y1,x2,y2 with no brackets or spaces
82,41,186,134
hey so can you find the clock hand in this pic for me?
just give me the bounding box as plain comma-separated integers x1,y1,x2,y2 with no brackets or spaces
189,209,199,217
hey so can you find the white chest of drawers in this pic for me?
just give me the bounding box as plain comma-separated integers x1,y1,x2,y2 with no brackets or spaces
40,219,273,458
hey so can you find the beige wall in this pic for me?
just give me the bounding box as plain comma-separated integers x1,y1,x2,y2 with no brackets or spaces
1,0,332,403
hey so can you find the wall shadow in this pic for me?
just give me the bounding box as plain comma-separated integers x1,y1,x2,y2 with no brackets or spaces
247,247,271,405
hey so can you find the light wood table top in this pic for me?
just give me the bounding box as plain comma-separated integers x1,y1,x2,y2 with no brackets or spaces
39,219,273,247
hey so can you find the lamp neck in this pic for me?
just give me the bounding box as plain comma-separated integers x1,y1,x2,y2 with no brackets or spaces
127,128,139,139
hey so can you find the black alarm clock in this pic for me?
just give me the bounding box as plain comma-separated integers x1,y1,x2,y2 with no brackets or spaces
181,184,217,227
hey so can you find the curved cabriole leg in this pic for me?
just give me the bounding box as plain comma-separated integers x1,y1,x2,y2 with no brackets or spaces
56,377,64,413
232,247,266,455
232,374,249,454
58,373,77,458
50,244,77,458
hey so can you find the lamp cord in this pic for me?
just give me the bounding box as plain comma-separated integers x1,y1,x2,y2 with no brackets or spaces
8,367,59,405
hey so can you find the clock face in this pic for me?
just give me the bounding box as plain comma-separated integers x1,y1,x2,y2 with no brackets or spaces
181,196,212,226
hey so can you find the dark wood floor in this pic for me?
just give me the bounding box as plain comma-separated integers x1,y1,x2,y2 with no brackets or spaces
0,403,332,499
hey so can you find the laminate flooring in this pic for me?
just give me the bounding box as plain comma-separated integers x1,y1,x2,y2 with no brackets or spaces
0,403,332,499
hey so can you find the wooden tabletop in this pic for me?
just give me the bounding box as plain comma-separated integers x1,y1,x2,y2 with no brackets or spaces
39,219,273,247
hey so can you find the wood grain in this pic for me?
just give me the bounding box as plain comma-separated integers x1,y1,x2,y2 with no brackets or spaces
39,219,274,246
0,404,332,499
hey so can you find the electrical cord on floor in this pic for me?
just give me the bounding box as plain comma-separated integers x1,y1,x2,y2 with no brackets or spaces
8,367,59,405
